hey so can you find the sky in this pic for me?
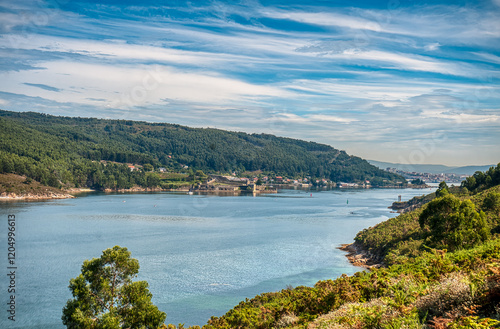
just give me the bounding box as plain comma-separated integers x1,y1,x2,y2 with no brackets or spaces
0,0,499,166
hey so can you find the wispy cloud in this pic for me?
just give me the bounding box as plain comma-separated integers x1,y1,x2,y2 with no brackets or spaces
261,9,383,32
3,60,291,109
23,82,61,92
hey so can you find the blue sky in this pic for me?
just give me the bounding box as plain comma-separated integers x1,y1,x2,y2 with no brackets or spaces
1,0,499,166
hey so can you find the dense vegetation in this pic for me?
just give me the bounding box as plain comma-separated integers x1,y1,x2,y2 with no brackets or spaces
161,167,500,329
0,173,68,198
63,246,166,329
461,164,500,192
0,109,404,190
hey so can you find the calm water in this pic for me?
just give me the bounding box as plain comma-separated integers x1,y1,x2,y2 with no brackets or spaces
0,188,432,328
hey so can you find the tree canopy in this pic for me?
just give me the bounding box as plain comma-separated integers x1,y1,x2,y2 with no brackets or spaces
436,181,450,197
484,191,500,214
419,194,489,251
461,163,500,192
62,246,166,329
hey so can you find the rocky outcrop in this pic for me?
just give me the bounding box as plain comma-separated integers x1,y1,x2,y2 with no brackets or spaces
338,242,383,269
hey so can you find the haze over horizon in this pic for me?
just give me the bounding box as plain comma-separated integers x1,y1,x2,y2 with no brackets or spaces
1,0,499,167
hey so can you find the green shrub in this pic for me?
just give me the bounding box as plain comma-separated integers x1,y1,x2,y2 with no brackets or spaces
484,191,500,213
419,195,490,251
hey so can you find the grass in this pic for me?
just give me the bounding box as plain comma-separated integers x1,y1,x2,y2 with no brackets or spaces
0,173,69,198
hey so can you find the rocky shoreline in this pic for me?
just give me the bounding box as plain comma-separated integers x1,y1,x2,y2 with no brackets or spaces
0,185,270,201
338,242,383,269
0,187,171,201
0,191,75,201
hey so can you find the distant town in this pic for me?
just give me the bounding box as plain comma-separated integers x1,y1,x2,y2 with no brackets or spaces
384,167,468,184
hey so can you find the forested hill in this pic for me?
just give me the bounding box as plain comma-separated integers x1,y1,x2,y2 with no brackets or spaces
0,109,404,189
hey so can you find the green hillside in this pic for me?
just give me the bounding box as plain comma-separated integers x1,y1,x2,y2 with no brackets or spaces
0,109,404,190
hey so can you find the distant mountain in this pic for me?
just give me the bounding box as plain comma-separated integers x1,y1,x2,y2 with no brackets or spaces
0,109,404,189
368,160,496,176
444,165,498,175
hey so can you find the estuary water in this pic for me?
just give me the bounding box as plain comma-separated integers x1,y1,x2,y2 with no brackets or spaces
0,188,432,328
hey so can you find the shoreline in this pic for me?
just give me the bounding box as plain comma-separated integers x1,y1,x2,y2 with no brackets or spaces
0,185,279,201
0,192,75,201
338,242,383,269
0,184,419,202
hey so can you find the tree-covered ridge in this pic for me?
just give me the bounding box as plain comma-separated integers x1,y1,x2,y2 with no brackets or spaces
461,163,500,192
0,109,404,189
355,177,500,265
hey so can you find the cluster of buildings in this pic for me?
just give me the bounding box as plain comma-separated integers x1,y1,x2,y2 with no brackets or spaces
225,174,375,188
384,168,468,184
192,176,276,193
